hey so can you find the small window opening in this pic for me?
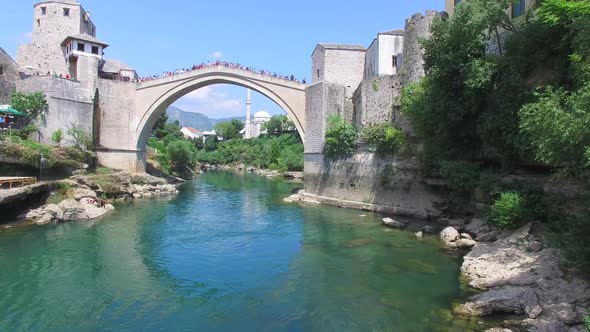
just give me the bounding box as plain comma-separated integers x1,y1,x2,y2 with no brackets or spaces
512,0,525,17
91,46,99,55
36,19,41,27
41,7,47,15
0,66,4,76
392,55,398,69
77,43,85,52
316,69,320,78
63,8,70,16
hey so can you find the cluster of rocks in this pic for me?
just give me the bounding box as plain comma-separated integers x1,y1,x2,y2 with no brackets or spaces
450,220,590,331
26,188,115,225
70,171,180,200
439,227,477,249
24,172,181,225
379,213,590,331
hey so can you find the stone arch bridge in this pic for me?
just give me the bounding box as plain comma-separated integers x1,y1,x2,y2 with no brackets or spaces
95,66,307,172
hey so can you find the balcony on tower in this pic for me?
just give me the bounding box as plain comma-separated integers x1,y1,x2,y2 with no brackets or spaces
61,33,108,79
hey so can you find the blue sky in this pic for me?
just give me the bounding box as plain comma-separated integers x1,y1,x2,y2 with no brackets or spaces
1,0,443,119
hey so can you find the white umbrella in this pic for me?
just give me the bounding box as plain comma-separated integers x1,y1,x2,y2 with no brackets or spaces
17,65,41,75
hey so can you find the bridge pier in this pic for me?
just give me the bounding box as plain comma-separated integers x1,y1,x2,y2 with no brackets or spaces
96,149,146,173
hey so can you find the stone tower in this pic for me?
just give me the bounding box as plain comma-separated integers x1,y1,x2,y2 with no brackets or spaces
17,0,98,75
399,10,438,85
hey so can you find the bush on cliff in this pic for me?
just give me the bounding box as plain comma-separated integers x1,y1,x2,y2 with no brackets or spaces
361,122,405,154
489,192,526,228
323,115,357,159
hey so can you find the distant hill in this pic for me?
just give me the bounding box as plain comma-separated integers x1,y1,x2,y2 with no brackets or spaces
166,106,246,131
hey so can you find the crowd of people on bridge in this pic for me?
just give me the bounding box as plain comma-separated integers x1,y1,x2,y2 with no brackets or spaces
138,61,306,84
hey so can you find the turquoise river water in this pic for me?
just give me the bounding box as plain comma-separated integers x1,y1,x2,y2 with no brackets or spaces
0,172,488,331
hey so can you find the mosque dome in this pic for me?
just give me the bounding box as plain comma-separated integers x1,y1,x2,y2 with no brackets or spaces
253,111,271,119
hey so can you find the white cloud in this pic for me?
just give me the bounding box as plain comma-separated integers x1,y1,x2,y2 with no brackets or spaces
181,86,213,102
173,85,243,117
210,51,223,59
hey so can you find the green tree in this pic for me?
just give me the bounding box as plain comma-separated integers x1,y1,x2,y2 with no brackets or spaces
166,140,196,172
264,115,294,136
519,85,590,173
215,120,243,140
9,92,48,124
153,111,169,133
361,122,405,154
204,135,219,151
323,115,357,158
51,129,63,146
67,124,93,150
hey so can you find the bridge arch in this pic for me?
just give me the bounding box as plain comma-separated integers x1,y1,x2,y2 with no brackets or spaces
134,68,307,151
96,66,307,172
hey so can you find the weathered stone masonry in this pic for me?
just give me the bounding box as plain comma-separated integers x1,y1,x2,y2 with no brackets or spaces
0,48,17,105
303,11,439,218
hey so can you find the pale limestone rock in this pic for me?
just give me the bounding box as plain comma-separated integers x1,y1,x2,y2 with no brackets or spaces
69,188,97,200
58,199,87,220
456,286,542,319
415,231,423,238
81,203,109,219
382,217,408,229
456,238,476,249
461,233,473,240
440,227,460,246
36,213,53,225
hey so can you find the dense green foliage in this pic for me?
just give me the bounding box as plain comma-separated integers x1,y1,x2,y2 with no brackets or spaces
263,115,295,136
361,122,405,154
9,92,48,124
397,0,590,272
148,113,304,177
166,140,197,172
214,119,244,140
195,133,303,172
401,0,589,172
489,192,525,228
323,115,357,158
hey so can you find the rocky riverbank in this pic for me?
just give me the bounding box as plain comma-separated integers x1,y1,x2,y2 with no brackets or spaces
383,215,590,331
450,221,589,332
284,190,590,331
17,171,182,226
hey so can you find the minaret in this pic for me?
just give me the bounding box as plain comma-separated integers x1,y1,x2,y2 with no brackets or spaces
245,89,252,138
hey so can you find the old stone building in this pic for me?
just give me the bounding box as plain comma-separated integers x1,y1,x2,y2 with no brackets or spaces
364,30,404,79
17,0,98,76
304,11,440,218
0,48,17,104
14,0,137,146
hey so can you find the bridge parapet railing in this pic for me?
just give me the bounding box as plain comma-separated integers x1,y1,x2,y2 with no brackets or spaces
136,63,307,89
